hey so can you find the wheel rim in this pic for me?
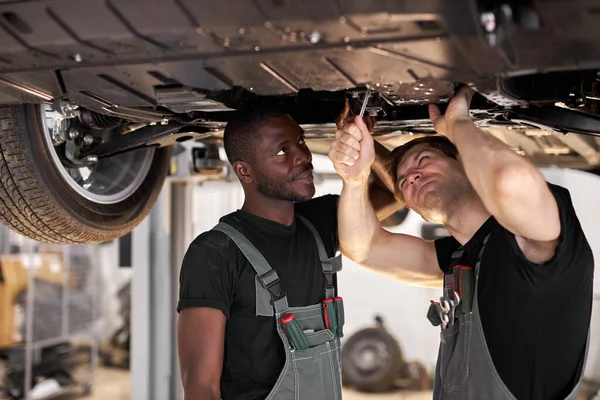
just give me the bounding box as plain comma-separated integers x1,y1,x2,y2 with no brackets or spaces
41,104,155,205
351,338,390,374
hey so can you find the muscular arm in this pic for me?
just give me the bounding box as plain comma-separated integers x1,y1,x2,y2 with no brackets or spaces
341,178,442,286
336,98,402,221
433,89,559,260
331,116,442,287
177,308,226,400
449,119,559,243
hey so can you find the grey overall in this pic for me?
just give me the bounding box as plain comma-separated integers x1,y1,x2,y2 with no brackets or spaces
433,234,590,400
214,214,343,400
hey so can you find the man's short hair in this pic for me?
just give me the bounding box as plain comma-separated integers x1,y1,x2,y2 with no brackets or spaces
385,135,459,202
223,103,289,165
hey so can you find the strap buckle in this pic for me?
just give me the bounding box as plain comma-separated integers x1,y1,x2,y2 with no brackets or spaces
321,260,333,273
259,270,286,303
324,284,335,296
259,269,278,288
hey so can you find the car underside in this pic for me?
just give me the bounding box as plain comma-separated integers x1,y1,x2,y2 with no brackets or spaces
0,0,599,244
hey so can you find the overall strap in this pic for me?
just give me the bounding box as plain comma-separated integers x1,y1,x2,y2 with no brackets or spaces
443,234,491,299
444,248,465,290
474,233,491,280
296,214,340,299
213,222,289,315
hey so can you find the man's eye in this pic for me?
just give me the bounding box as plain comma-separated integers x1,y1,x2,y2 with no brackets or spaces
418,155,429,166
277,149,286,156
299,137,306,145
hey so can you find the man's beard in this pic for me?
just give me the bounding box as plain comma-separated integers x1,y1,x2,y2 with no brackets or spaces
418,176,470,222
254,166,315,202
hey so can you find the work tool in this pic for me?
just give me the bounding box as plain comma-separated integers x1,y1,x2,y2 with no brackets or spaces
449,291,461,325
427,300,443,327
453,265,474,313
359,86,372,119
439,297,451,330
440,309,450,331
333,297,344,338
322,298,338,338
281,313,309,350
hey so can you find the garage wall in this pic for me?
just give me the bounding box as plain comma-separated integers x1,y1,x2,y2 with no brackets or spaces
189,160,600,378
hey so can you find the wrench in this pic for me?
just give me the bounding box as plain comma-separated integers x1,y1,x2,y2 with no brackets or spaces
359,86,372,119
450,291,461,325
439,297,451,329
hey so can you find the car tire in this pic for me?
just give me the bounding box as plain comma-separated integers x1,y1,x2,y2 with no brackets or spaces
341,327,404,392
0,104,171,244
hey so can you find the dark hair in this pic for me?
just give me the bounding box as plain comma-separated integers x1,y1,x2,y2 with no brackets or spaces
385,136,459,202
223,103,289,165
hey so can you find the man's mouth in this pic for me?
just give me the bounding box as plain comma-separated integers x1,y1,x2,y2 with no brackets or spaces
296,169,314,180
293,164,314,181
415,179,433,198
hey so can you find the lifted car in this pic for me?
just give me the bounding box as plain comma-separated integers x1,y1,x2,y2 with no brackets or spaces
0,0,599,244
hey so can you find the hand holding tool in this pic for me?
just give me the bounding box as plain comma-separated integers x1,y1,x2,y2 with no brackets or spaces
359,86,372,119
281,313,309,350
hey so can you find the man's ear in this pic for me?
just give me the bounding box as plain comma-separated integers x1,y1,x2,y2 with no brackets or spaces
233,161,253,184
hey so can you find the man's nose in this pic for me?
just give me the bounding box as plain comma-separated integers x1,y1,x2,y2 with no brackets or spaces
294,146,311,166
408,172,421,185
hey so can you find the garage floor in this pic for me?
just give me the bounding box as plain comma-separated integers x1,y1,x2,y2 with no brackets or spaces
76,367,434,400
68,366,600,399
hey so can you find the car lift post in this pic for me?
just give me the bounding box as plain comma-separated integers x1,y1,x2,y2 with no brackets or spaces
131,177,192,400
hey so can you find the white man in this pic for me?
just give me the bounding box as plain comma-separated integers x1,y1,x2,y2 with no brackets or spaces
328,87,593,400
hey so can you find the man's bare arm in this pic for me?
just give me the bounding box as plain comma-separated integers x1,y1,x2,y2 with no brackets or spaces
336,99,403,221
341,178,443,286
432,88,560,248
177,308,225,400
330,116,442,287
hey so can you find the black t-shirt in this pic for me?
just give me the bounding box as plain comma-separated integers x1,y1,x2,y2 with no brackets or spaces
177,194,339,400
434,183,593,400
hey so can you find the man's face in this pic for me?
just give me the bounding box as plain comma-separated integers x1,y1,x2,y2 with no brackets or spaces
251,115,315,202
395,143,468,221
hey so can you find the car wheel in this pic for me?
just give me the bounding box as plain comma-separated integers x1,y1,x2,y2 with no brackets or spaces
0,104,171,244
341,327,404,392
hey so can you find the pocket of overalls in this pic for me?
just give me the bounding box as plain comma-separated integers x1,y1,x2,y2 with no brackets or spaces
292,339,341,400
305,329,335,347
439,315,472,393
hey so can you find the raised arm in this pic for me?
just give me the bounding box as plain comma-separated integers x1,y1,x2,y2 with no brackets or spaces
177,308,225,400
329,116,442,287
431,88,560,248
335,100,403,221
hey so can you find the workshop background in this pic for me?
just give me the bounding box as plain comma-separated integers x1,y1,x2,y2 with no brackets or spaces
2,154,600,400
